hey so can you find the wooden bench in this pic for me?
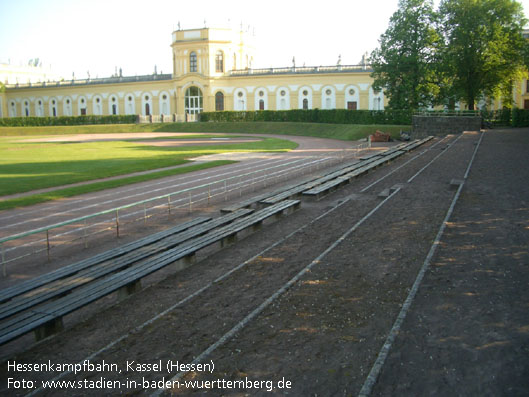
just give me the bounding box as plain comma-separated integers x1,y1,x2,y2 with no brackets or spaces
219,160,362,213
260,157,383,205
0,200,300,345
401,136,434,152
303,151,405,200
279,138,433,202
0,216,212,305
359,152,382,161
301,177,350,200
0,210,252,322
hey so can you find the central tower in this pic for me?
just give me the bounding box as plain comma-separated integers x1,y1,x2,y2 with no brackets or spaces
171,26,255,79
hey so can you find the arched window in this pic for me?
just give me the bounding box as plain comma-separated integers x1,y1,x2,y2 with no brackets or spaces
215,92,224,111
125,95,135,115
215,51,224,73
322,87,336,109
255,89,268,110
64,97,73,116
50,99,58,117
108,95,119,115
276,88,290,110
78,97,87,115
9,101,17,117
93,96,103,115
36,99,44,117
185,86,203,114
141,94,152,116
24,100,30,117
159,92,170,115
234,89,246,110
190,52,197,73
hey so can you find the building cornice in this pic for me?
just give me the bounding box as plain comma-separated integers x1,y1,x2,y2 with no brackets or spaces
5,74,173,91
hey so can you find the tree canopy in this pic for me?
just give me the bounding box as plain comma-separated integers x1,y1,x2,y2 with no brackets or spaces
370,0,440,110
371,0,529,110
439,0,529,109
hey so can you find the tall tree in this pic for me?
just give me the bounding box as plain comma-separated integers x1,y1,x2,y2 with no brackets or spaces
438,0,529,109
370,0,440,110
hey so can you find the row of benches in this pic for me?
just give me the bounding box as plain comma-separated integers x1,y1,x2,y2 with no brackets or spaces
0,200,300,345
221,137,433,210
1,137,432,346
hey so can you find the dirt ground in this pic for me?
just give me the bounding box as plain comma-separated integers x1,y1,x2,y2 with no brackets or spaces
1,129,528,396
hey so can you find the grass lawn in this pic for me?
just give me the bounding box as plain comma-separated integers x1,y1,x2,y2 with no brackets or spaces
0,160,235,211
0,121,409,210
0,134,297,210
0,122,410,140
153,122,411,141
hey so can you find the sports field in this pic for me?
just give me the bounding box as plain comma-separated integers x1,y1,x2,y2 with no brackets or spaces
0,129,299,210
0,122,405,210
1,129,526,395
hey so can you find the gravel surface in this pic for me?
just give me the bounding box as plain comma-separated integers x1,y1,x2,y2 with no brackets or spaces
1,129,527,396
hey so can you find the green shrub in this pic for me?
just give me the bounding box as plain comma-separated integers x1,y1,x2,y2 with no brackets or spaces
0,115,137,127
511,108,529,127
200,109,413,125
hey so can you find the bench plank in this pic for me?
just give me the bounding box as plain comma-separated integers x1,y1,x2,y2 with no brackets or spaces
0,201,300,345
0,217,212,304
0,210,252,321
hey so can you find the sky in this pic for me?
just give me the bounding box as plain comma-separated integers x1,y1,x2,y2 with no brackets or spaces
1,0,529,80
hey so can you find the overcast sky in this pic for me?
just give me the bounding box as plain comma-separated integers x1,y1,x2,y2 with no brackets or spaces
1,0,528,79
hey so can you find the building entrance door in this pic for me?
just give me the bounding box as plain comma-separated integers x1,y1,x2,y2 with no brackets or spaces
185,87,203,114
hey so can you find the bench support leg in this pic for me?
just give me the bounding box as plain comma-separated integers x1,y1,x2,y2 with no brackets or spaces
118,280,143,300
34,317,64,341
174,254,196,271
252,221,263,232
220,234,238,248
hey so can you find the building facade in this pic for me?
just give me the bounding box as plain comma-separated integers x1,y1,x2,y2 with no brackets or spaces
0,27,385,121
1,26,528,120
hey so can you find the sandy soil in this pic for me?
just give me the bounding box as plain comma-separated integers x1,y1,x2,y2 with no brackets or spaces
1,129,527,396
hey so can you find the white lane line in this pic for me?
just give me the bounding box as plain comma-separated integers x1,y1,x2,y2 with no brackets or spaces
0,157,309,231
0,157,285,225
360,136,450,193
26,190,359,397
151,188,402,397
407,133,464,183
1,157,332,258
358,132,484,397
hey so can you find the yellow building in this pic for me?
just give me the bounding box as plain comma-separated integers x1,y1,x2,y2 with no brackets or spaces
0,26,385,121
3,25,528,120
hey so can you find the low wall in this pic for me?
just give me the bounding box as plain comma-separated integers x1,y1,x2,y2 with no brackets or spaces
412,115,482,138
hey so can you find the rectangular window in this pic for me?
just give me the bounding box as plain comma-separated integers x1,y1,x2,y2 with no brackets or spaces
524,99,529,110
347,101,357,110
190,52,197,73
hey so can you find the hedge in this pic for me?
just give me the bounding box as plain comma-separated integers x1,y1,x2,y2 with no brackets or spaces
200,109,414,125
200,108,529,128
480,109,512,126
511,109,529,127
0,115,137,127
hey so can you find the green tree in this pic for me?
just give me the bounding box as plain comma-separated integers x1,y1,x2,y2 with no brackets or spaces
438,0,529,110
370,0,440,110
